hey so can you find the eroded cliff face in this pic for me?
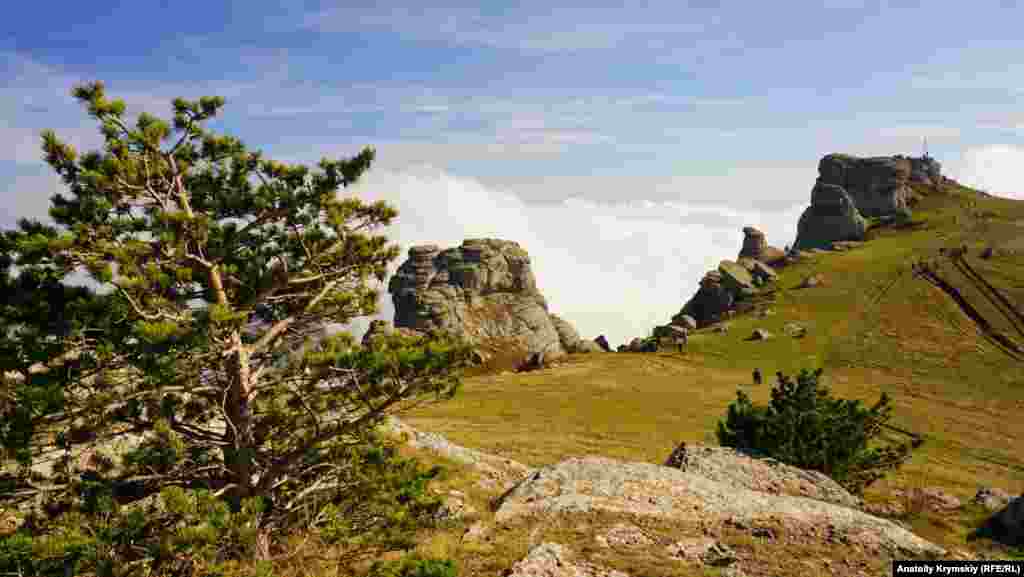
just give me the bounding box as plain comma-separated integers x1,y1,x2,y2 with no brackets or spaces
387,238,589,357
816,153,939,218
793,152,939,250
794,181,869,250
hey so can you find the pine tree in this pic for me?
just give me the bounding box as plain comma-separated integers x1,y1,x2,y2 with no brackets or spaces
0,81,473,571
716,368,916,494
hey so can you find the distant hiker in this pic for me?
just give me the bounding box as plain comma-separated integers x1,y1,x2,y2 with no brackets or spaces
753,368,763,385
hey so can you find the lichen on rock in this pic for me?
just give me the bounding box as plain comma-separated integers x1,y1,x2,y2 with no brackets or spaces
388,238,590,357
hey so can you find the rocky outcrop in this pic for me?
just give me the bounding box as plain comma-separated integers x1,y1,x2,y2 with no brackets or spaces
674,255,772,328
738,227,785,264
663,443,861,508
550,314,599,353
670,225,788,329
494,456,945,559
594,335,612,352
817,154,913,218
506,543,629,577
794,182,868,250
794,152,939,250
383,420,946,573
379,417,532,493
908,155,942,186
674,271,734,327
388,239,588,357
652,324,688,340
738,258,777,284
361,319,423,346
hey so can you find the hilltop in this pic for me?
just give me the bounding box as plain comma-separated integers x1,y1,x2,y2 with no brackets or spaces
371,154,1024,575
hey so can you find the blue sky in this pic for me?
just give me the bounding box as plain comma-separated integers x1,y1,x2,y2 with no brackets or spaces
2,1,1023,345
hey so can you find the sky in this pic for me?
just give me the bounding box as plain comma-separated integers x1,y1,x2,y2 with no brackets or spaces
2,0,1023,347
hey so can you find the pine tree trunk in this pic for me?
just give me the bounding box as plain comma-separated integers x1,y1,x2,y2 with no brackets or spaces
226,330,255,500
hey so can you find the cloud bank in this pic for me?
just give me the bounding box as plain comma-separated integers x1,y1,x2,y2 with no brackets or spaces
343,166,805,348
947,145,1024,199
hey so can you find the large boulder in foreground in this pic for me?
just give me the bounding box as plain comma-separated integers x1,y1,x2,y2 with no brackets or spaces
388,239,588,357
794,182,868,250
662,443,861,508
494,456,945,559
382,420,946,575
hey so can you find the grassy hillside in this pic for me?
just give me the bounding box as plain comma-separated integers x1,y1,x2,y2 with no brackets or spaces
393,178,1024,564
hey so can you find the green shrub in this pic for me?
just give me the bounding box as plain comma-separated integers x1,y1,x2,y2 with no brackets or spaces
716,368,916,494
367,554,458,577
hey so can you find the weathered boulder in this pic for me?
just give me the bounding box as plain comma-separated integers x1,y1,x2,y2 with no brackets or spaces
718,260,755,294
594,335,612,352
738,226,786,264
666,538,743,572
794,181,868,250
379,416,531,493
676,271,735,327
575,340,603,353
818,154,913,218
662,443,860,508
653,324,688,340
908,155,943,186
892,487,962,513
361,319,422,346
388,239,584,357
549,313,595,353
747,260,777,284
738,226,767,259
595,522,655,549
675,314,698,331
506,543,629,577
750,329,773,341
494,456,945,559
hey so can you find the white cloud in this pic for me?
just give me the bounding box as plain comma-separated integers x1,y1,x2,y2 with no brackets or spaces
946,145,1024,199
342,165,804,348
298,3,707,53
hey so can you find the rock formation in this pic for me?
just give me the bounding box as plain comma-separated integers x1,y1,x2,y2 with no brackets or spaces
383,420,946,575
662,443,861,508
817,154,913,217
494,456,945,558
907,155,942,186
738,226,785,264
673,254,775,328
388,239,590,357
360,319,422,346
793,182,868,250
667,225,789,329
794,152,941,250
